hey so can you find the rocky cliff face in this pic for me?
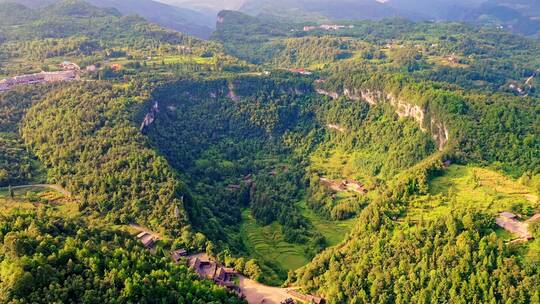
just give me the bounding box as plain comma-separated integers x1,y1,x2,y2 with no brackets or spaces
140,101,159,132
319,86,449,151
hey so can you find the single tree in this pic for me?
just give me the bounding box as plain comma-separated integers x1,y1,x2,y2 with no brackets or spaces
9,185,14,199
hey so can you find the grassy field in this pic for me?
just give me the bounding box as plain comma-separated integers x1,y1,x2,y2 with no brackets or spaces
240,209,309,271
240,201,356,271
309,146,380,188
407,165,539,221
0,187,78,217
109,54,216,66
150,55,216,65
298,200,355,246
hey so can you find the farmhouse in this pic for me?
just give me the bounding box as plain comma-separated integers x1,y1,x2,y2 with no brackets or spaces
215,267,237,284
320,24,346,30
320,177,368,194
303,26,317,31
171,249,187,262
287,290,326,304
60,61,80,71
111,63,122,71
289,68,313,75
303,24,354,32
188,255,242,295
136,231,158,249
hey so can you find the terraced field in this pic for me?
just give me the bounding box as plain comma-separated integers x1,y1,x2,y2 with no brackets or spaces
240,201,356,273
108,54,216,67
240,209,309,271
407,165,539,221
0,186,78,217
298,200,355,246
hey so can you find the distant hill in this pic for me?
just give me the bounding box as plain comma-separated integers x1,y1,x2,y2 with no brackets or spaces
158,0,244,11
0,0,216,38
464,0,540,38
85,0,215,38
0,0,56,7
0,2,37,25
384,0,484,20
44,0,121,17
234,0,540,40
0,0,120,24
239,0,424,23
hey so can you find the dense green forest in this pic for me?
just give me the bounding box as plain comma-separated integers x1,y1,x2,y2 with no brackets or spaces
0,210,243,303
0,1,538,303
214,12,540,98
0,86,50,186
315,72,540,177
20,82,197,237
292,202,540,303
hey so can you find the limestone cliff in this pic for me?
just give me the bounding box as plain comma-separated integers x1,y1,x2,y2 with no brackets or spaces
140,101,159,132
318,85,449,151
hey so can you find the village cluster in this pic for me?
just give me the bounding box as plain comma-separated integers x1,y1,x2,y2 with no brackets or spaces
303,24,355,32
0,61,93,92
134,229,326,304
135,230,244,296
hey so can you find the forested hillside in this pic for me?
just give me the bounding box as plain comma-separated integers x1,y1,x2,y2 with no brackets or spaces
0,210,243,303
0,86,48,186
21,82,194,234
215,14,540,97
0,0,242,78
292,201,540,303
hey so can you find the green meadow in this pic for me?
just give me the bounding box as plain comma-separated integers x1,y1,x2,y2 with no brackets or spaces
240,209,309,271
298,200,355,247
240,201,356,272
407,165,539,221
0,187,79,217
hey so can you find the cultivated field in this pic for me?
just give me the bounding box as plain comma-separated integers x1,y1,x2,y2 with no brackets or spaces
0,186,78,217
298,200,355,246
407,165,539,221
240,201,356,273
240,209,309,272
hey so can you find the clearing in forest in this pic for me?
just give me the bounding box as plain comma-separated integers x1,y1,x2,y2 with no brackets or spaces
407,165,539,222
240,203,355,272
297,200,355,246
240,209,309,271
0,186,78,217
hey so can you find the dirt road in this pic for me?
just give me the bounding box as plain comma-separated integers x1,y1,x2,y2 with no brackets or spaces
239,276,297,304
185,253,300,304
2,184,71,197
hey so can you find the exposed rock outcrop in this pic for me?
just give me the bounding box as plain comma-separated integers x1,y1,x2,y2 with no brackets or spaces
316,88,339,99
227,82,240,102
317,85,449,151
140,101,159,132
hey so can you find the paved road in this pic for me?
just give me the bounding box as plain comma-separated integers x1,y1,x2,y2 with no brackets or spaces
1,184,71,197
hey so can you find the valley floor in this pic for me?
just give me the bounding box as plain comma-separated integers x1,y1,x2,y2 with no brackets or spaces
240,203,355,272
